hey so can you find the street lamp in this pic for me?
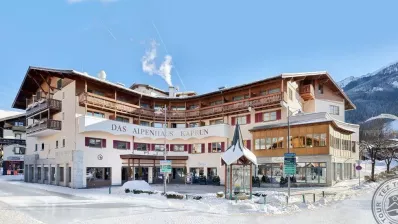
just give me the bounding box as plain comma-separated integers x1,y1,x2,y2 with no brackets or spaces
281,102,301,198
155,104,168,194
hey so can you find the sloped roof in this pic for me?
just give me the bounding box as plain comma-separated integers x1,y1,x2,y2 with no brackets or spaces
221,123,257,165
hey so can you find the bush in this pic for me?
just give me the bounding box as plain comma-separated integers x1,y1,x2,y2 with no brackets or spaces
212,176,221,184
164,193,184,199
125,189,130,193
132,189,154,195
193,196,202,200
216,192,224,198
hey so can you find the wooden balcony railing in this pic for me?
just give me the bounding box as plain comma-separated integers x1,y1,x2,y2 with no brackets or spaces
26,98,62,117
26,119,62,135
299,84,315,100
79,92,283,120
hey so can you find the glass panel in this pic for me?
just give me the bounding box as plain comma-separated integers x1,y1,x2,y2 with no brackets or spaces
173,144,184,152
266,138,272,150
307,163,320,183
306,134,313,147
212,142,222,152
320,134,326,146
192,144,202,154
272,137,278,149
296,163,306,183
320,167,327,183
313,134,320,147
271,164,283,183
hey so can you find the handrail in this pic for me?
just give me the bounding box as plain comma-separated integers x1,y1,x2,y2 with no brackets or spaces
79,92,283,119
26,98,62,116
27,119,62,134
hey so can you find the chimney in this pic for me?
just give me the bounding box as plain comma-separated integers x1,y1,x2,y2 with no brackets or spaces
98,70,107,81
169,86,175,97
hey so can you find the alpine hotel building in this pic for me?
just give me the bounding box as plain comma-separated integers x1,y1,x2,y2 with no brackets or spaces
13,67,359,188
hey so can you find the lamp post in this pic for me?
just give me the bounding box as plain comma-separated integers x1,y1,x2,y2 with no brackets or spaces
155,104,168,194
286,105,301,198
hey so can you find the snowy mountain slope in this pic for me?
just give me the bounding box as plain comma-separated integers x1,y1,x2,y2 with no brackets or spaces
341,61,398,123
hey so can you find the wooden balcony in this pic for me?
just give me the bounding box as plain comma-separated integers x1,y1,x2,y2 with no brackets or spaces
79,92,283,121
26,98,62,117
299,84,315,101
26,119,62,136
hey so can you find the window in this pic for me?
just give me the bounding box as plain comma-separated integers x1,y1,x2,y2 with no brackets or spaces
306,134,313,147
210,100,223,106
41,143,44,151
260,90,267,96
232,95,245,101
14,147,25,155
351,141,356,152
329,105,339,115
289,88,293,100
210,119,223,125
140,121,150,127
135,143,148,151
171,106,186,111
57,79,63,89
14,122,24,126
236,116,247,125
277,137,284,148
116,116,129,123
15,133,22,139
153,122,164,128
175,123,186,128
87,89,104,96
173,144,185,152
59,167,64,182
268,88,280,94
292,136,305,148
189,123,199,127
87,138,105,148
154,144,164,151
265,138,272,149
192,144,202,154
318,84,324,94
255,139,266,150
314,134,320,147
211,142,222,153
319,134,326,147
140,103,150,109
114,141,129,150
189,105,198,110
272,137,278,149
263,111,277,121
62,139,66,147
56,140,59,149
87,111,105,118
35,144,38,151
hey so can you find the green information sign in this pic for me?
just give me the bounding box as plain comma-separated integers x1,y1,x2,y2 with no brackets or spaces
284,153,296,175
160,160,172,173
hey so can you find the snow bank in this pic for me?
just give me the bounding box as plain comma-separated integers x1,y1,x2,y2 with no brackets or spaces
122,180,152,191
0,175,24,181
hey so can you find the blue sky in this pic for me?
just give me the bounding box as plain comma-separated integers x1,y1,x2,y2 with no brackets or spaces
1,0,398,110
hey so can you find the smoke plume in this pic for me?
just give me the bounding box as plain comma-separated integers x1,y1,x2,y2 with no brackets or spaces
141,40,173,86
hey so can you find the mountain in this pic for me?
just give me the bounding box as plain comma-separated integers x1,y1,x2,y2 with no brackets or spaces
341,61,398,124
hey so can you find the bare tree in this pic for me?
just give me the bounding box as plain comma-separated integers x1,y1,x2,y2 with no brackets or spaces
359,119,395,181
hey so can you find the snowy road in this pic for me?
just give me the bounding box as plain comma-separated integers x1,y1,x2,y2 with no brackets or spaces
0,179,377,224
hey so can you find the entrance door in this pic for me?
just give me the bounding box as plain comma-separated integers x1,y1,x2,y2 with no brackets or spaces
121,167,128,184
171,168,185,183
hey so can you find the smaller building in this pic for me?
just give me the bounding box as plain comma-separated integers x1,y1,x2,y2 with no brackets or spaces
0,113,26,175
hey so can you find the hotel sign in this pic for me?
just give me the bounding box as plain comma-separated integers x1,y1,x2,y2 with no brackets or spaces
79,116,229,140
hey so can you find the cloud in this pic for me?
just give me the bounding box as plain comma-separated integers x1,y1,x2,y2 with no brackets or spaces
141,40,173,86
67,0,118,4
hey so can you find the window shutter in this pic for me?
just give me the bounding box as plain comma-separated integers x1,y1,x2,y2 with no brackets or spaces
276,109,281,120
231,117,236,126
102,139,106,148
246,140,251,150
113,140,117,149
147,144,150,151
127,142,131,149
221,142,225,152
170,144,174,151
151,144,155,151
85,137,89,146
133,143,138,150
184,144,188,152
166,144,169,151
188,144,192,154
255,113,263,123
208,143,212,153
109,115,115,120
246,114,251,124
201,144,205,153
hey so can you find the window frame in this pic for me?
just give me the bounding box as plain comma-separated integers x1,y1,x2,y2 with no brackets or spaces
116,116,129,123
329,105,340,115
192,144,203,154
173,144,185,152
211,142,222,153
114,140,129,150
87,138,104,148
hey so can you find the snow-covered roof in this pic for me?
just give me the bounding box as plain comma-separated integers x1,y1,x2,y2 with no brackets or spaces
0,111,24,122
221,123,257,165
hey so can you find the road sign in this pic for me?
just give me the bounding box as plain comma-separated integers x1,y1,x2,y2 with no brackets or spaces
160,160,172,173
356,165,362,171
284,153,296,175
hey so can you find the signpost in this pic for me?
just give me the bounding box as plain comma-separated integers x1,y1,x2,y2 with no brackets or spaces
160,160,172,173
284,153,297,175
356,162,362,186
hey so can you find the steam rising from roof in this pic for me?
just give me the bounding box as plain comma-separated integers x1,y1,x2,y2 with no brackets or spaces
141,40,173,86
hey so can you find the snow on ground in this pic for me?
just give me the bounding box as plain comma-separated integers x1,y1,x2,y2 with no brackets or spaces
0,174,24,181
122,180,152,191
0,160,393,219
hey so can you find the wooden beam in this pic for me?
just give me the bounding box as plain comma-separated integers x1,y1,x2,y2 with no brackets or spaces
27,73,46,94
38,72,55,92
